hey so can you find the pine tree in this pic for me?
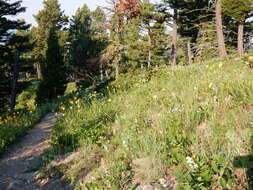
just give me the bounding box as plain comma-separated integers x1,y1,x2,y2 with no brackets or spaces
195,20,218,62
162,0,213,63
68,4,93,86
140,0,155,67
32,0,67,79
123,0,168,68
68,5,108,86
222,0,253,56
160,0,177,65
150,15,169,66
69,5,92,69
36,27,67,104
91,7,108,55
0,0,28,113
103,1,125,79
8,26,31,112
124,17,143,68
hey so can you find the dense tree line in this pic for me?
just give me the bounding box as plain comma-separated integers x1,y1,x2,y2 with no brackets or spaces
1,0,253,113
0,0,30,113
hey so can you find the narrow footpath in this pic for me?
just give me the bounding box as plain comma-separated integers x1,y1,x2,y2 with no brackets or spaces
0,113,70,190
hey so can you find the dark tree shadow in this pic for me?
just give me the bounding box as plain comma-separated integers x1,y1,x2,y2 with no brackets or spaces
233,136,253,190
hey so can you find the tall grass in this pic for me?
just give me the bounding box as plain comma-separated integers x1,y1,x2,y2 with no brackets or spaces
45,57,253,189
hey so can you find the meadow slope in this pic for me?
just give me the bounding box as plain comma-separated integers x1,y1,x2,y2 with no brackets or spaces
40,56,253,189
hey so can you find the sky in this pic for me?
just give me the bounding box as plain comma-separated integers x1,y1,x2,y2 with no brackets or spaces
17,0,107,26
17,0,160,26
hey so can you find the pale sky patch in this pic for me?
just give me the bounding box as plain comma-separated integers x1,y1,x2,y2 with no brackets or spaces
17,0,160,26
17,0,107,26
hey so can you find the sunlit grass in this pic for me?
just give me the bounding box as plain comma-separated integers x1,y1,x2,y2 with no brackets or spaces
45,56,253,189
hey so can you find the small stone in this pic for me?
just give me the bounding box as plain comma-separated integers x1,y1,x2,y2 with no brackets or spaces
136,183,163,190
136,184,154,190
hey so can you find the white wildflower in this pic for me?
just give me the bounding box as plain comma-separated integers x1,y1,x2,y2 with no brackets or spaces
102,144,108,151
171,106,181,113
122,139,128,148
186,156,199,169
159,178,169,188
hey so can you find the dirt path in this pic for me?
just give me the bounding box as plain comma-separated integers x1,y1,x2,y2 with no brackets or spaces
0,113,69,190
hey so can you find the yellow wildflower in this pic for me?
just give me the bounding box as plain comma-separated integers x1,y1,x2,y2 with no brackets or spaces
248,56,253,61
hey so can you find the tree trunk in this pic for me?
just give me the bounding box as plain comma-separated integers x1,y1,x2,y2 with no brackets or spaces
187,41,193,65
237,22,244,56
196,50,202,64
215,0,227,57
105,69,109,79
100,63,104,82
36,63,42,79
10,51,19,112
115,14,123,79
148,29,151,68
172,8,177,66
115,62,119,79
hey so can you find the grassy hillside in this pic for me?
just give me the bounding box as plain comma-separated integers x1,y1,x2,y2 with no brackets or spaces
37,56,253,189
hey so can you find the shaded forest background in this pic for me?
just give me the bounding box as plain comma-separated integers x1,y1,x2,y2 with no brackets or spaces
1,0,253,113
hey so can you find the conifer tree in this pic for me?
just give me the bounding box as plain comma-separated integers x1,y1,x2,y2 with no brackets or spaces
69,5,92,69
32,0,67,79
140,0,155,67
222,0,253,56
162,0,213,63
8,26,31,112
195,20,217,62
124,0,168,67
150,15,169,66
0,0,28,113
124,17,143,68
36,27,67,104
91,7,108,55
68,5,107,86
103,1,125,79
161,0,177,65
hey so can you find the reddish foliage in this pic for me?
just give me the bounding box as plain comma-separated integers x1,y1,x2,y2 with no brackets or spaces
116,0,141,17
